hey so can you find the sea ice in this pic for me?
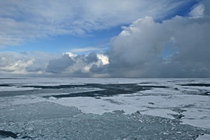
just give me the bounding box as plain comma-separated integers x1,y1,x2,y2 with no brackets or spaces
0,77,210,139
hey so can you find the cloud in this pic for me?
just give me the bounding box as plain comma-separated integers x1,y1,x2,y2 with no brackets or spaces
108,7,210,77
0,52,32,74
44,52,109,77
201,0,210,16
190,4,205,17
0,52,39,75
0,51,109,77
189,0,210,18
70,47,103,54
0,0,195,47
85,52,98,63
0,52,60,76
46,54,75,74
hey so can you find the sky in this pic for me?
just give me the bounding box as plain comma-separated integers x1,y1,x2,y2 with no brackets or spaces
0,0,210,78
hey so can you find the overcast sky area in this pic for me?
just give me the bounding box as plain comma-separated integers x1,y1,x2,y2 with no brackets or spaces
0,0,210,78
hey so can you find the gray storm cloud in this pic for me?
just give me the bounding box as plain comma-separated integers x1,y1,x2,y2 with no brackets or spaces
44,52,108,77
108,12,210,77
46,54,75,74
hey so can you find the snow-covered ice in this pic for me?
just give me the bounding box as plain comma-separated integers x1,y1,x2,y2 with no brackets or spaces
196,134,210,140
0,77,210,139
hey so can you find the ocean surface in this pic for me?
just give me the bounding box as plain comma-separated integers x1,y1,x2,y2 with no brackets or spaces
0,77,210,140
